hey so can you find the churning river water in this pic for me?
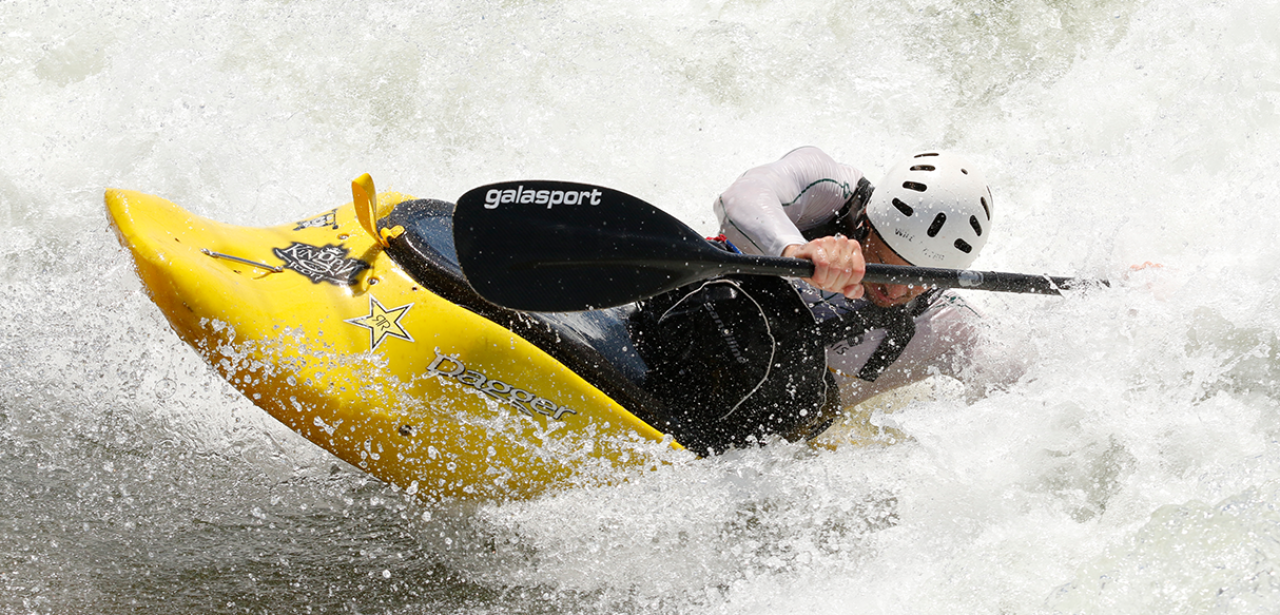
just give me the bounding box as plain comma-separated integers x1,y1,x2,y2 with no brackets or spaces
4,0,1280,613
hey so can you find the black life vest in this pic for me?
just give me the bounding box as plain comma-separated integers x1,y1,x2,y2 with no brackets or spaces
629,273,835,454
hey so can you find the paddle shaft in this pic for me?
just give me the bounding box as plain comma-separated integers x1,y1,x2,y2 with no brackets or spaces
715,253,1080,296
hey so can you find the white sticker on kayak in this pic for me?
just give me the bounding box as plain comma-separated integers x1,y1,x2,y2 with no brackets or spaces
293,209,339,231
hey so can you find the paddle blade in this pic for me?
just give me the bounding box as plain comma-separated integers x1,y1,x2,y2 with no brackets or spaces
453,181,726,311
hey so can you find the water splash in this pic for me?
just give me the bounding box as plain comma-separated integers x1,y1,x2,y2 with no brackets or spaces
4,0,1280,612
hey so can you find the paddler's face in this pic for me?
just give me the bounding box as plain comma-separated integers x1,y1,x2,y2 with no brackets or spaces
860,229,929,308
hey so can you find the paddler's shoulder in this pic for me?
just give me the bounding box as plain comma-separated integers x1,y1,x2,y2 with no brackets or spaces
919,289,983,319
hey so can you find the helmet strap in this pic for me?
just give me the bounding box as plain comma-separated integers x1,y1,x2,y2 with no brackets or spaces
837,177,875,239
849,210,871,243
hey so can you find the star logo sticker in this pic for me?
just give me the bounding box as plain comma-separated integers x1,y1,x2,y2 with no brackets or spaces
345,296,414,350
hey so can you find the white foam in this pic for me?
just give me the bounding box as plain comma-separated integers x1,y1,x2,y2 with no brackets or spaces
4,0,1280,611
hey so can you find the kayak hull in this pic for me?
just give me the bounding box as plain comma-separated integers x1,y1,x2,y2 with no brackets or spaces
105,188,675,501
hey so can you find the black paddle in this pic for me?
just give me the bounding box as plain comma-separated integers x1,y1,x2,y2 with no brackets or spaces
453,180,1100,312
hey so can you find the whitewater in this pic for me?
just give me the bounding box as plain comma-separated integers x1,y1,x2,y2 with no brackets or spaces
3,0,1280,612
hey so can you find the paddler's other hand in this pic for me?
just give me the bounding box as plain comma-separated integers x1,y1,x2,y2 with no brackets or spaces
782,235,866,300
1122,261,1178,300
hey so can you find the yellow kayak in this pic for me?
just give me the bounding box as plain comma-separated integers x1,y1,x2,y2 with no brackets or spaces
105,175,679,501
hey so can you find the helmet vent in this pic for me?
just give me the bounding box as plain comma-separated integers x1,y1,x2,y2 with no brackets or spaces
891,198,914,216
970,215,983,236
902,181,928,192
915,152,940,158
954,239,973,253
927,212,947,237
910,165,936,172
981,196,991,219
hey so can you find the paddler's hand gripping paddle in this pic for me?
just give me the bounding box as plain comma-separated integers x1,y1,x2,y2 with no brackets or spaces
452,180,1103,312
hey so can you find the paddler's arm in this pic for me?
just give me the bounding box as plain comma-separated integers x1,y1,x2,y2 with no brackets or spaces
714,146,866,258
713,168,808,257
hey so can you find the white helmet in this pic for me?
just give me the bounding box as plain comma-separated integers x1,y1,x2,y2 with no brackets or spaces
864,151,993,270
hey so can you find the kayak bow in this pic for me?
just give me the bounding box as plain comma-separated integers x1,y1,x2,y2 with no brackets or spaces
105,179,675,501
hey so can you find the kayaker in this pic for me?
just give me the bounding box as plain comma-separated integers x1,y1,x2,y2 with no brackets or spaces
715,146,1010,409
